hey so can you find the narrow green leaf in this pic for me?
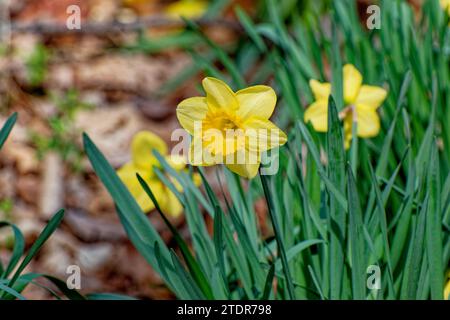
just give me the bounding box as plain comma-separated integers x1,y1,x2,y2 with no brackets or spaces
0,113,17,150
347,165,366,299
6,210,64,292
260,172,296,299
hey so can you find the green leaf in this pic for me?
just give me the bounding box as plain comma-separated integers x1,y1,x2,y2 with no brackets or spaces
261,263,275,300
326,95,346,300
6,210,65,292
260,172,296,299
426,142,444,299
213,203,228,294
86,293,136,300
0,222,25,278
0,113,17,150
368,164,395,298
83,134,171,268
0,283,26,300
347,165,365,299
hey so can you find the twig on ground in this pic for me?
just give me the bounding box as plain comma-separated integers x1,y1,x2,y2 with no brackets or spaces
9,17,243,36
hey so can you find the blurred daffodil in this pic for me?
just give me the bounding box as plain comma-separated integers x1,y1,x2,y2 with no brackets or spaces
304,64,387,149
123,0,151,5
118,131,194,217
445,271,450,299
176,77,287,179
441,0,450,16
165,0,208,19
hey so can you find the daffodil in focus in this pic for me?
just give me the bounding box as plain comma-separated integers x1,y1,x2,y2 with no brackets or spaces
304,64,387,149
165,0,208,19
176,77,287,179
117,131,193,217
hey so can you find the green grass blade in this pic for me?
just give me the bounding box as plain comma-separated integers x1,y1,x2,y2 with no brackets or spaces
6,210,64,292
426,142,444,299
369,164,395,298
326,96,346,299
347,165,366,299
260,172,296,299
0,113,17,150
0,222,25,278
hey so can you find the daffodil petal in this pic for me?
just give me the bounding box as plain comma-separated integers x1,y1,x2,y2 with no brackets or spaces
310,79,331,101
203,126,249,156
188,137,219,166
355,85,387,109
225,150,260,179
343,114,353,150
160,190,183,218
141,180,166,213
355,104,380,138
242,117,287,152
235,85,277,120
226,162,260,179
192,172,202,186
132,131,168,169
163,154,187,171
304,100,328,132
343,64,363,104
135,188,157,212
176,97,208,135
117,163,161,212
202,77,238,111
117,163,146,184
165,0,207,19
445,279,450,300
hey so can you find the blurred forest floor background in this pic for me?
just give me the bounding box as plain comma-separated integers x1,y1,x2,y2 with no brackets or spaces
0,0,255,299
0,0,422,299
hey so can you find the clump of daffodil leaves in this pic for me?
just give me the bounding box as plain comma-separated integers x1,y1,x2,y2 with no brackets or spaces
304,64,387,148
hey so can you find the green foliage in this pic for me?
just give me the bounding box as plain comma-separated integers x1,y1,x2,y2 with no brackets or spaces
30,90,91,172
25,44,49,87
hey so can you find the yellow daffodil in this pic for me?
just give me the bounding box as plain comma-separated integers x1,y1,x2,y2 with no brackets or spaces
441,0,450,16
165,0,208,19
176,77,287,179
445,271,450,299
118,131,192,217
304,64,387,149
